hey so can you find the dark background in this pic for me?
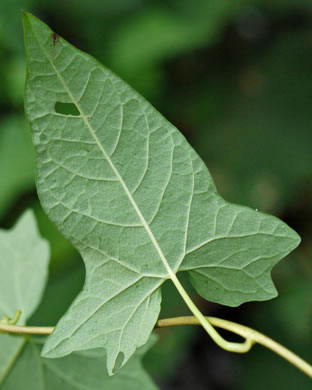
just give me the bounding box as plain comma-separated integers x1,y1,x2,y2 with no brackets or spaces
1,0,311,388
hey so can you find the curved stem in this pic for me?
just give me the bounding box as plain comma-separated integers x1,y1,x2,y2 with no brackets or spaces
0,314,311,378
156,316,312,378
170,273,253,353
9,310,22,325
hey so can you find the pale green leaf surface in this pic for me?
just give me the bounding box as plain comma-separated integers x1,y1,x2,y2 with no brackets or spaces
0,210,49,387
1,336,157,390
0,211,156,390
0,210,50,322
23,14,300,373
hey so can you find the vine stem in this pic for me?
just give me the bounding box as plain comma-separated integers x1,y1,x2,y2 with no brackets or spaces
169,273,253,353
0,313,311,378
156,316,312,378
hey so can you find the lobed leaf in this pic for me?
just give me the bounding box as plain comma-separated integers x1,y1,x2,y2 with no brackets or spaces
23,13,301,373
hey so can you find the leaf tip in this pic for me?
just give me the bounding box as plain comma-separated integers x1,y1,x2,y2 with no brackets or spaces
22,11,33,29
22,12,48,39
22,12,36,45
294,230,302,247
285,225,302,254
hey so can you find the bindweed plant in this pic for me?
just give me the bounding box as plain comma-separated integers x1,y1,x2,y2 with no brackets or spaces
0,13,311,389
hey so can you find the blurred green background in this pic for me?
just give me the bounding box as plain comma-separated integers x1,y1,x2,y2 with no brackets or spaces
1,0,311,388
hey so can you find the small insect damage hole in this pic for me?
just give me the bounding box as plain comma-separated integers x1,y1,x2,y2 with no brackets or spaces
55,102,80,116
112,352,125,374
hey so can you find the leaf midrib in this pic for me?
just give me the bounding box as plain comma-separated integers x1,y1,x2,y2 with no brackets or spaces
30,23,174,280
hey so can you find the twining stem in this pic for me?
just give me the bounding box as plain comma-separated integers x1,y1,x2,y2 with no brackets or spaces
1,313,311,378
156,316,312,378
169,273,253,353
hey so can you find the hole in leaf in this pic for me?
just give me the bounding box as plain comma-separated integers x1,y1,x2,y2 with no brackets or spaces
55,102,80,116
113,352,125,373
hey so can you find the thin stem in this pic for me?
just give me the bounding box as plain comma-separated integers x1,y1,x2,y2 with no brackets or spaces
9,310,22,325
0,323,53,335
0,315,311,378
169,273,253,353
156,316,312,378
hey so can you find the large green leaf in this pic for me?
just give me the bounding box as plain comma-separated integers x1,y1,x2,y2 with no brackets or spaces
23,13,300,374
1,337,157,390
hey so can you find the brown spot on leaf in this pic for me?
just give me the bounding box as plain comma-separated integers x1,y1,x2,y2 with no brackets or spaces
52,32,59,45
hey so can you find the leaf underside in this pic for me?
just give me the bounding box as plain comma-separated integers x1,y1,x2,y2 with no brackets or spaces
23,13,301,374
0,211,156,389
